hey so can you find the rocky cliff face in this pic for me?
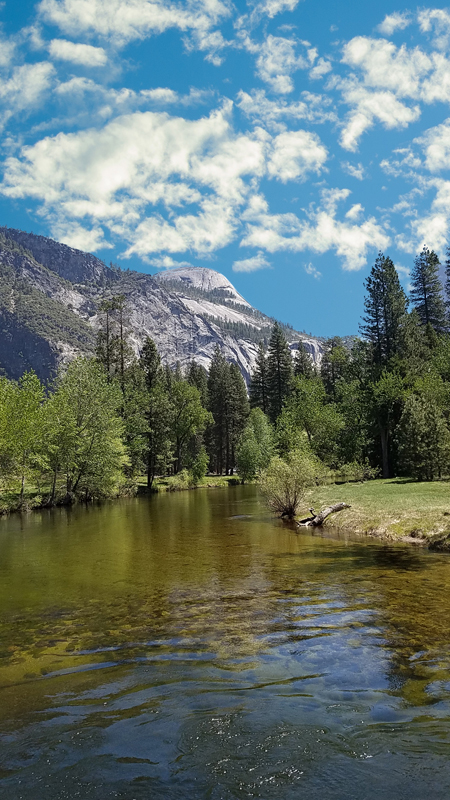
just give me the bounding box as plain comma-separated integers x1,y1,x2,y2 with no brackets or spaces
0,227,324,383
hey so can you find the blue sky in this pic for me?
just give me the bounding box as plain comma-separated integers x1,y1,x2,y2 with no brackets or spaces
2,1,450,336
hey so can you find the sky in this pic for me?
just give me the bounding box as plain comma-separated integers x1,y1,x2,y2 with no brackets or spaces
2,2,450,336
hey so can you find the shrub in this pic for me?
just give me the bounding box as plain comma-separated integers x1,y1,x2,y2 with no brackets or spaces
259,448,324,519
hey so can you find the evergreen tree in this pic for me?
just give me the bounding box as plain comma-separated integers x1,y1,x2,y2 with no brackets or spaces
186,361,208,407
397,393,450,480
207,347,230,474
266,322,293,422
140,337,162,391
360,252,408,367
293,341,314,379
228,363,250,474
249,341,268,414
321,337,349,400
410,246,446,333
207,349,249,474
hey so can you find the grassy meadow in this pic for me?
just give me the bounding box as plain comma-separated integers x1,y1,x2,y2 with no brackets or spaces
305,478,450,549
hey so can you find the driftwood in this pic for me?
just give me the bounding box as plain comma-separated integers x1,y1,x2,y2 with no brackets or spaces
297,502,351,527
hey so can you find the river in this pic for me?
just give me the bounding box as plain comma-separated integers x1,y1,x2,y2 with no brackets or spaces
0,485,450,799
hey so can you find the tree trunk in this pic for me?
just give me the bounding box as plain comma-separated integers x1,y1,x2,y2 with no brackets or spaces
297,503,351,527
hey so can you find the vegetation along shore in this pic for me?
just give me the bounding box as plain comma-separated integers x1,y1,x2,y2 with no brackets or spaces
2,244,450,554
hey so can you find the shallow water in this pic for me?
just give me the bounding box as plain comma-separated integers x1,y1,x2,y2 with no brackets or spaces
0,485,450,799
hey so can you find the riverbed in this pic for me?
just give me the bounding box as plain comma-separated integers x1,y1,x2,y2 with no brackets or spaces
0,485,450,799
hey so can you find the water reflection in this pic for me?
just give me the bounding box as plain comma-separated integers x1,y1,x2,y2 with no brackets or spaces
0,487,450,798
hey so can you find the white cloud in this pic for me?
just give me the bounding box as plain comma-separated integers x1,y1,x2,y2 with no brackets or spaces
236,88,335,130
0,62,55,129
377,12,411,36
267,129,327,182
39,0,232,49
341,161,365,180
397,178,450,255
252,0,300,20
0,104,269,256
342,36,432,97
52,221,112,251
395,263,410,277
345,202,364,220
241,188,390,270
418,9,450,50
49,39,108,66
415,118,450,172
304,262,321,278
232,251,271,272
309,57,332,80
339,83,420,151
149,255,194,268
0,35,16,68
254,35,308,93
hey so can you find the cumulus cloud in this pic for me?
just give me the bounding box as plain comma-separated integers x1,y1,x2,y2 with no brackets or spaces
0,62,55,129
39,0,232,51
339,83,420,151
397,178,450,255
232,251,271,272
48,39,108,66
415,118,450,172
241,188,390,270
254,35,309,93
267,129,327,181
309,57,332,80
377,12,411,36
341,161,366,180
0,104,270,256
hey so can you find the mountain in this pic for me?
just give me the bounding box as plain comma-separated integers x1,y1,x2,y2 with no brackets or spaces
0,226,324,383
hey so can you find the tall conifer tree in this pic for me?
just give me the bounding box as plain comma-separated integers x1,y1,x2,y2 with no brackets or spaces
410,246,446,333
249,341,268,414
360,252,408,367
266,322,293,422
293,341,314,379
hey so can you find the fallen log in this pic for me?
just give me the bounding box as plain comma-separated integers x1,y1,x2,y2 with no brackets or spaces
297,502,351,527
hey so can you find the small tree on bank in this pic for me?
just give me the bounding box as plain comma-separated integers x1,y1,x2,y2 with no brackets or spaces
260,448,323,519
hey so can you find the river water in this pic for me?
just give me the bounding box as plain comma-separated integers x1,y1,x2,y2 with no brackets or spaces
0,485,450,799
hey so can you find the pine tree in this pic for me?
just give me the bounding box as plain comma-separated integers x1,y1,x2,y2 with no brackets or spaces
360,252,408,367
228,363,250,474
207,346,230,474
320,337,349,400
293,341,314,379
249,341,268,414
140,337,162,392
186,361,208,407
266,322,293,422
410,246,446,333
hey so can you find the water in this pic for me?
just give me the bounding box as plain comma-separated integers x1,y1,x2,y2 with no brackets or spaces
0,486,450,799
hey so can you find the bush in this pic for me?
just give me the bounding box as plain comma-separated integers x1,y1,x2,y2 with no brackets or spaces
191,447,209,485
335,461,379,483
259,448,324,519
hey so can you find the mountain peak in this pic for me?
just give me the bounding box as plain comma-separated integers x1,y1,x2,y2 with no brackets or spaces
155,267,250,307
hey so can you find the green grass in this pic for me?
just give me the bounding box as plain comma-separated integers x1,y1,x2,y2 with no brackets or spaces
137,474,242,493
306,478,450,545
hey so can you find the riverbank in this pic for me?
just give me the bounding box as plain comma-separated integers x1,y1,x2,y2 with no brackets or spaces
0,473,240,514
305,478,450,551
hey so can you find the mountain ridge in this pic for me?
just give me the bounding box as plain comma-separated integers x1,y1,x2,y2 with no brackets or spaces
0,227,325,382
